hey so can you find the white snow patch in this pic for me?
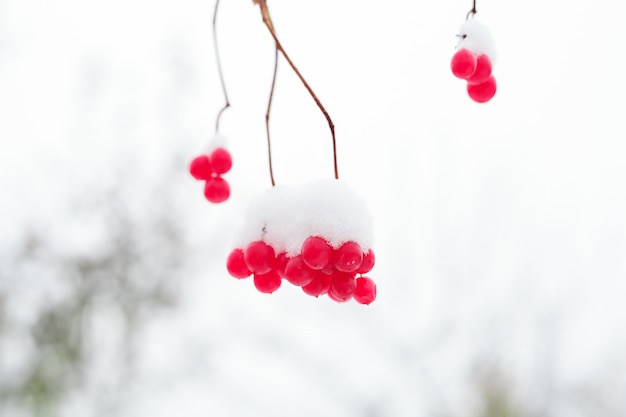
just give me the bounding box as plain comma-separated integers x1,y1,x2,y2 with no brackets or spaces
206,133,228,153
231,178,374,256
456,18,497,62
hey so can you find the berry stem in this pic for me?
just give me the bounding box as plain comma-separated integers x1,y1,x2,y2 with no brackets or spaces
213,0,230,132
254,0,339,180
466,0,477,19
265,44,278,187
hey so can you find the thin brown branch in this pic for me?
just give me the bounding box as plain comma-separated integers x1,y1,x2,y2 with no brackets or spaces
254,0,339,180
265,45,278,187
213,0,230,132
467,0,477,19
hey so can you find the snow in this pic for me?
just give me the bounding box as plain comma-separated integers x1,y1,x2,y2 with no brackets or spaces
231,178,374,256
205,132,228,153
456,18,497,62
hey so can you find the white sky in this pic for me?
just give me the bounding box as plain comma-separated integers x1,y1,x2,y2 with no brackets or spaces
2,0,626,415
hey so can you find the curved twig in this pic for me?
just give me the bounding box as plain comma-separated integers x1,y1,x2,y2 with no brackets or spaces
265,45,278,186
213,0,230,132
466,0,477,19
254,0,339,180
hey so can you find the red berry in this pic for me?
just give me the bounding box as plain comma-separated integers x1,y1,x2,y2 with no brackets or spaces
451,49,477,79
189,155,213,180
283,255,315,286
354,276,377,305
275,252,289,278
210,147,232,175
226,248,251,279
302,271,332,297
357,248,375,274
321,262,335,275
244,241,276,275
329,271,356,301
467,76,497,103
335,241,363,273
254,270,281,294
327,289,349,303
301,236,332,270
204,177,230,203
466,54,492,84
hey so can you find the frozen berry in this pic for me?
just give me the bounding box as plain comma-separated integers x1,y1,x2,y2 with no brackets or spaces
283,255,315,286
302,271,332,297
357,248,375,274
466,54,492,84
204,177,230,203
467,75,497,103
301,236,333,270
451,49,477,79
210,147,232,175
244,241,276,275
254,270,281,294
354,276,377,305
226,248,251,279
189,155,213,180
329,271,356,301
335,241,363,273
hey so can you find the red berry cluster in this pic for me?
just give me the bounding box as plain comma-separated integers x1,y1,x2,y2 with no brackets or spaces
189,147,232,203
451,49,497,103
226,236,377,304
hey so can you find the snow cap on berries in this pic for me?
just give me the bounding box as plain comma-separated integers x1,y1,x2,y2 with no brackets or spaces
233,178,374,256
456,18,496,62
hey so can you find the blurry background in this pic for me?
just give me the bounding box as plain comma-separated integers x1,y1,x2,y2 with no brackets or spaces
2,0,626,416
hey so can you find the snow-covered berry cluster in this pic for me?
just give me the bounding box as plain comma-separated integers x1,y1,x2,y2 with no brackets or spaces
227,238,377,304
225,179,378,304
188,134,233,203
451,18,497,103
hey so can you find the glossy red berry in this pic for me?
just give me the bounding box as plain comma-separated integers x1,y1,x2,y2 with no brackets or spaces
189,155,213,180
210,147,232,175
302,271,332,297
275,252,289,278
357,248,375,274
226,248,251,279
301,236,333,270
451,49,477,79
320,258,337,275
335,241,363,273
466,54,492,85
244,241,276,275
254,270,281,294
329,271,356,301
283,255,315,286
204,177,230,203
467,75,497,103
354,276,377,305
327,289,349,302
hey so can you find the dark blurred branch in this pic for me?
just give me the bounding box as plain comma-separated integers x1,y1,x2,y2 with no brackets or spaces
0,175,186,416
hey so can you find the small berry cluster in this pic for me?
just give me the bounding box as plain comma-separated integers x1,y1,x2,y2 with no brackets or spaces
189,146,233,203
451,49,496,103
451,18,497,103
226,236,377,304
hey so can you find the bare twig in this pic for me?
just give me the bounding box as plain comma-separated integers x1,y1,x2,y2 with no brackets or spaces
213,0,230,132
253,0,339,180
265,45,278,186
467,0,477,19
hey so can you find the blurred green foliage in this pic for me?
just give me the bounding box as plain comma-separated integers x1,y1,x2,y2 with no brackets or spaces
0,181,184,417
